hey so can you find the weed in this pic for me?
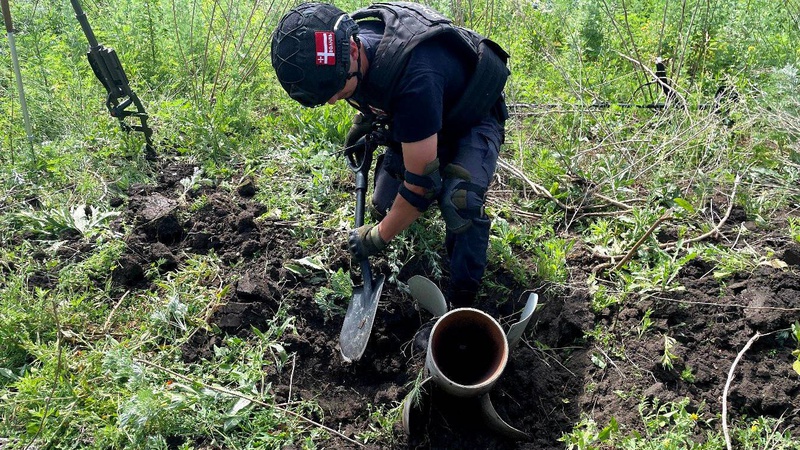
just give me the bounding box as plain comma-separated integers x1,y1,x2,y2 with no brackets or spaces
661,335,678,370
680,366,696,383
789,217,800,244
734,416,799,450
189,194,209,212
637,309,654,338
792,321,800,376
587,274,626,312
12,204,120,239
357,403,403,444
177,166,209,203
150,292,189,334
489,217,533,285
560,414,619,449
562,399,728,449
534,237,573,284
313,268,351,320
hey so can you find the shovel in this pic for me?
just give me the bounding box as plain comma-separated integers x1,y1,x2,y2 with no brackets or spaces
339,137,385,362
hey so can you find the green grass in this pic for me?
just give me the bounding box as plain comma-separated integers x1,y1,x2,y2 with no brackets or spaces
561,398,798,450
2,0,799,447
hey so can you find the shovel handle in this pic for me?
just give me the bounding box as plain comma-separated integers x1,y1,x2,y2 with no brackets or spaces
344,136,376,228
2,0,14,33
354,173,367,227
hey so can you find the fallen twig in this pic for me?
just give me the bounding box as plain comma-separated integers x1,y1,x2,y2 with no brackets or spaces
660,173,741,250
611,211,672,272
135,358,365,448
594,345,625,379
498,158,639,216
288,354,297,404
102,290,130,334
523,340,578,378
593,192,633,211
646,293,800,312
722,331,761,450
497,158,568,210
594,174,742,274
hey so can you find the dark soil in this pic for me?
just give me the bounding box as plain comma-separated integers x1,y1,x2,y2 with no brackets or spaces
112,160,800,448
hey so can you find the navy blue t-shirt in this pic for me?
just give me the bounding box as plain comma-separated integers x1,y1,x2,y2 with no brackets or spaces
357,23,470,143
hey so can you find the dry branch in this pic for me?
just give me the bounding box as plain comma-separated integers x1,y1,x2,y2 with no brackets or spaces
497,158,636,214
611,210,672,272
722,331,761,450
659,173,741,250
497,158,568,210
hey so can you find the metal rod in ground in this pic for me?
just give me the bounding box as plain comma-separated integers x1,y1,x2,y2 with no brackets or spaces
2,0,36,160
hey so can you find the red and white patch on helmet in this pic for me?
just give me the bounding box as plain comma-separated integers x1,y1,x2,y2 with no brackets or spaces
315,31,336,66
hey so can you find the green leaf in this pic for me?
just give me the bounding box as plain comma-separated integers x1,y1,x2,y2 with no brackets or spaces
792,360,800,376
597,417,618,441
591,353,607,369
294,256,326,271
229,397,252,416
285,256,327,276
0,368,18,380
224,416,242,432
673,198,695,214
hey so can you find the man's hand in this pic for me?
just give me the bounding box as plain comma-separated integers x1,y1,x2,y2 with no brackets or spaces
345,113,373,148
349,224,387,260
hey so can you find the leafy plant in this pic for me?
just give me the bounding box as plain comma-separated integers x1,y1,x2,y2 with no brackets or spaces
12,204,120,238
792,321,800,376
661,335,678,370
357,403,403,444
680,366,696,383
638,309,654,338
789,217,800,244
313,268,352,320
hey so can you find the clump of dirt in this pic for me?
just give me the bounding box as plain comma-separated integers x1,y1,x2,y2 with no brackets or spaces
112,160,800,449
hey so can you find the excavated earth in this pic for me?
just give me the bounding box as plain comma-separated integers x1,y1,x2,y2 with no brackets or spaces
110,160,799,449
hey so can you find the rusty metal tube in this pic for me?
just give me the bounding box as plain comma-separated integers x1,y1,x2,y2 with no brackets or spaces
425,308,509,398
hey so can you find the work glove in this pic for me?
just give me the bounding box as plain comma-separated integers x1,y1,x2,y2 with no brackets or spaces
348,224,387,261
345,113,374,149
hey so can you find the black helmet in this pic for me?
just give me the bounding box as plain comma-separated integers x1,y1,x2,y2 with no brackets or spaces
271,3,359,107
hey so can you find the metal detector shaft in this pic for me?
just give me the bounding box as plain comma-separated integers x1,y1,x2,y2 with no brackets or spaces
2,0,35,156
70,0,100,47
69,0,155,157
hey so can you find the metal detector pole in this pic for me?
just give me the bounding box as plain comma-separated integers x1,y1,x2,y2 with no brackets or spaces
2,0,35,159
69,0,156,158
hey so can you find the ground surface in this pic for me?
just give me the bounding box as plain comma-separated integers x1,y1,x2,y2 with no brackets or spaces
112,160,800,449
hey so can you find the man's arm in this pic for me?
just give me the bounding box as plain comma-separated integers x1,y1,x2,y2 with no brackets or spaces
376,133,438,241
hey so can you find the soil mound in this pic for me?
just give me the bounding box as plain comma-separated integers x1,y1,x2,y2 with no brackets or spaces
113,160,800,448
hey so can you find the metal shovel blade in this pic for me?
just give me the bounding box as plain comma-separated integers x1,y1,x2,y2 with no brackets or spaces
340,259,385,362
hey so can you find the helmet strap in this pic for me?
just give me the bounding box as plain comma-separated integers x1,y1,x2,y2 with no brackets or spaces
347,35,363,86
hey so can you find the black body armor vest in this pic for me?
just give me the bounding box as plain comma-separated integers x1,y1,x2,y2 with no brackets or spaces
351,2,510,129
